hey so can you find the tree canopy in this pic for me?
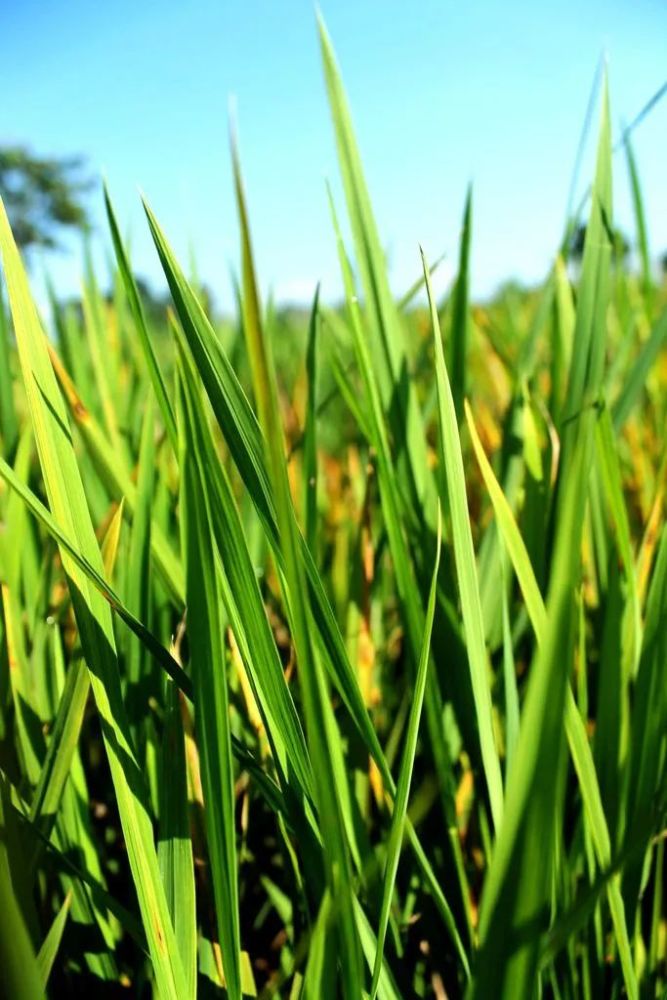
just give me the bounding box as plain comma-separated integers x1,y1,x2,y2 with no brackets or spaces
0,145,91,252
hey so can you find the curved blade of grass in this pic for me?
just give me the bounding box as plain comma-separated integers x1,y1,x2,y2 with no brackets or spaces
371,507,462,997
47,342,184,604
303,285,320,555
142,183,471,963
36,890,72,989
0,454,192,699
0,196,187,1000
0,281,18,458
623,135,652,307
178,370,241,1000
466,400,637,996
230,125,362,997
0,781,43,1000
158,683,196,1000
125,396,155,731
612,307,667,429
141,194,387,792
104,184,177,453
329,189,473,942
175,332,315,809
423,247,504,832
318,13,436,526
622,524,667,917
470,77,612,998
450,186,472,422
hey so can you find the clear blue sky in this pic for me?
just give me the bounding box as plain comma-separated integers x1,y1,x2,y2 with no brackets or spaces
3,0,667,309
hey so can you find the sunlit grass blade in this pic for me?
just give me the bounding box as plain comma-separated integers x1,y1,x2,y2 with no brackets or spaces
177,368,241,999
623,134,652,307
158,682,197,1000
0,453,192,699
231,124,362,996
371,506,449,998
471,76,612,998
466,399,637,996
47,342,185,604
0,196,187,999
0,282,18,459
141,191,389,798
175,331,316,811
0,779,44,1000
303,285,320,555
423,248,504,832
318,12,436,526
36,890,72,989
449,186,472,422
125,395,155,732
612,307,667,429
104,184,178,453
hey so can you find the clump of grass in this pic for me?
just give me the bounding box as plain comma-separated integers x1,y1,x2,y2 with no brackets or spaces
0,16,665,999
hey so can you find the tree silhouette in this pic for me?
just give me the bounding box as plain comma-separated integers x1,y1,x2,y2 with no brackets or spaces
0,146,91,252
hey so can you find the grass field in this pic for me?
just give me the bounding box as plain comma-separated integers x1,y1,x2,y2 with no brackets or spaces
0,19,666,999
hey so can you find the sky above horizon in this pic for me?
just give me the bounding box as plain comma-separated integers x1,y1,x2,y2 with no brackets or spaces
3,0,667,310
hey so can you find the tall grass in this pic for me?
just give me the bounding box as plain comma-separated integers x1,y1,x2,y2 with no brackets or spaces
0,18,665,999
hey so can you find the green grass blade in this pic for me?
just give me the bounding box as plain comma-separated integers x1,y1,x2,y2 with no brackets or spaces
0,454,192,699
178,369,242,999
230,126,362,997
303,285,320,555
0,196,187,999
104,185,178,453
450,186,472,422
318,12,436,525
623,135,652,307
612,307,667,429
0,281,18,459
471,77,613,997
36,890,72,989
423,248,504,832
371,507,447,998
158,683,197,1000
175,332,315,808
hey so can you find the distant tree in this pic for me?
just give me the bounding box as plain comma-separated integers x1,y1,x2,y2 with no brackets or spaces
0,145,91,252
660,250,667,277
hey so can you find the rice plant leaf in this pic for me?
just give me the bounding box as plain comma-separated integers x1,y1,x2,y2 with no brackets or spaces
230,126,362,997
423,248,504,832
0,453,192,699
104,185,178,453
303,284,320,555
100,499,125,578
612,307,667,429
371,507,456,998
0,780,44,1000
36,890,72,989
623,135,652,306
178,370,241,1000
29,659,89,847
622,524,667,916
158,683,197,1000
318,13,436,525
0,196,187,1000
175,333,315,809
47,343,185,605
0,281,18,458
466,398,637,999
141,194,388,788
125,395,155,728
470,77,612,998
449,186,472,422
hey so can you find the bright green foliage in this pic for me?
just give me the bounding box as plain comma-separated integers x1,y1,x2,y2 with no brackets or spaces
0,21,665,1000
